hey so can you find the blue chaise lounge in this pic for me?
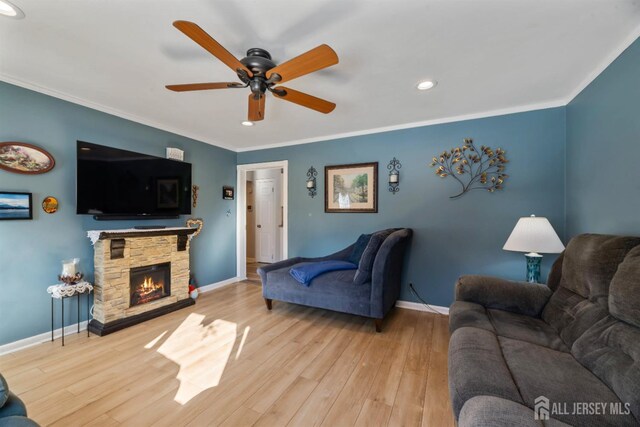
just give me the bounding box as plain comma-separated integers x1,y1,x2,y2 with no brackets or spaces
257,228,413,332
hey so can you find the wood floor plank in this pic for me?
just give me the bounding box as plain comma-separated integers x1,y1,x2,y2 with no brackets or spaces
354,399,393,427
0,264,454,427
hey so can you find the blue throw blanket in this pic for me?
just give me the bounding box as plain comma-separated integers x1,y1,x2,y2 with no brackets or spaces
289,260,358,287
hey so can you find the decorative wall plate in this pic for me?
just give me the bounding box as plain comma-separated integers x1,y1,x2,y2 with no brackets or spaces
42,196,59,214
0,142,55,174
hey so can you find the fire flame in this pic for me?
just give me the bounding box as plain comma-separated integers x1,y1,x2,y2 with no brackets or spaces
140,276,163,293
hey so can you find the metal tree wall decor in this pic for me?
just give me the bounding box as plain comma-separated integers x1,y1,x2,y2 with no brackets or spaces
430,138,508,199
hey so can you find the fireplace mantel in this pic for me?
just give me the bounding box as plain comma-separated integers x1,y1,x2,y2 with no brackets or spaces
88,227,195,336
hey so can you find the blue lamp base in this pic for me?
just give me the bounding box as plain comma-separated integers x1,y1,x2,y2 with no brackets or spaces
525,253,543,283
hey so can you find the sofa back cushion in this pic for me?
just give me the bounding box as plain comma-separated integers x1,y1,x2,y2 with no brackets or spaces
353,229,397,285
0,373,8,407
609,245,640,328
542,234,640,347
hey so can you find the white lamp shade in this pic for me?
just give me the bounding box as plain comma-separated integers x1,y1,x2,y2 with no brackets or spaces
503,215,565,254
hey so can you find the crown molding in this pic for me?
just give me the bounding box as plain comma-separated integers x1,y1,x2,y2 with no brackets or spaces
565,25,640,103
235,99,567,152
0,73,237,152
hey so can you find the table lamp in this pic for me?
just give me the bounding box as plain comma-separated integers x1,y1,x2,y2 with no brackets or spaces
503,215,565,283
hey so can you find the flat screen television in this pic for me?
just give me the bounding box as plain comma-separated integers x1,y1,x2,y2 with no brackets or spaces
77,141,192,219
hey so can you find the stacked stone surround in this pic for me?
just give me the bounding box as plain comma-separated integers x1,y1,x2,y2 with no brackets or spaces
93,234,190,325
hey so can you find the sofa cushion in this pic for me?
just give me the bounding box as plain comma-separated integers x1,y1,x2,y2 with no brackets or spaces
458,396,573,427
499,336,637,427
0,374,7,408
0,416,40,427
573,316,640,424
449,302,569,352
542,234,640,347
348,234,371,265
0,393,27,418
448,327,524,418
353,229,396,285
264,266,371,317
609,245,640,328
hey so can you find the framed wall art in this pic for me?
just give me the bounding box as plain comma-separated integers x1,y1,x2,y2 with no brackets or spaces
325,162,378,213
0,191,33,220
0,142,55,174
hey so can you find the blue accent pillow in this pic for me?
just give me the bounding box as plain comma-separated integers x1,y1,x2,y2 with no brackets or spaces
348,234,372,265
353,229,396,285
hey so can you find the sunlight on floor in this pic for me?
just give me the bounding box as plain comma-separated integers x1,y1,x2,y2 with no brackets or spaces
144,313,250,404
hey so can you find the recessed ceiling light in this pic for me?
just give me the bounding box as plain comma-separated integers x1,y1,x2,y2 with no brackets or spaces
241,121,254,127
0,0,25,19
417,80,437,91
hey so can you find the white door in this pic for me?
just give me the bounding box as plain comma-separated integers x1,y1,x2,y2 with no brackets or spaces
255,178,276,263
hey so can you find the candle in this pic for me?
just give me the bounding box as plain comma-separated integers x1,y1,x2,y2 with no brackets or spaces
62,258,78,277
307,180,315,188
389,173,399,184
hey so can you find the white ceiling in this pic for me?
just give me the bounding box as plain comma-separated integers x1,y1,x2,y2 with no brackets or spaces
1,0,639,152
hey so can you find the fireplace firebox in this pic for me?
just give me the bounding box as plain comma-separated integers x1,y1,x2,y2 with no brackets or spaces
129,262,171,307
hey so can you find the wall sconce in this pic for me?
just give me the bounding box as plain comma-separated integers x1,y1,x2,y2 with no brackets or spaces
306,166,317,198
387,157,401,194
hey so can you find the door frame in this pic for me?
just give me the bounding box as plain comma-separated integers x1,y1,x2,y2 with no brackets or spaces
237,160,288,280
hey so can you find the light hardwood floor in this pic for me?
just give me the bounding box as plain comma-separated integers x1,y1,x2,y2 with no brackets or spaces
0,268,454,426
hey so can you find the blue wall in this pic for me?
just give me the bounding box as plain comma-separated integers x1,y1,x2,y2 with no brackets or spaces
239,108,566,306
566,37,640,237
0,82,237,346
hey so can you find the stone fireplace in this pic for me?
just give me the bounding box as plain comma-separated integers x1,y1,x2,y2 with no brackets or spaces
88,228,196,336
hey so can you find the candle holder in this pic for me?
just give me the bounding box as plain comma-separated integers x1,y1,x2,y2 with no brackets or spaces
306,166,317,198
58,272,84,285
387,157,401,194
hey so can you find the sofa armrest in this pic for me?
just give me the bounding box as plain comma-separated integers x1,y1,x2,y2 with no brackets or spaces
455,275,552,317
370,229,412,318
257,257,304,284
257,244,356,284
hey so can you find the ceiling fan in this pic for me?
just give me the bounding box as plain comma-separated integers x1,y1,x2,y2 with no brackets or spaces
166,20,339,122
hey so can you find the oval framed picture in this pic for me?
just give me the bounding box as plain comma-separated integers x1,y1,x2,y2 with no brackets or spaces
0,142,55,174
42,196,59,214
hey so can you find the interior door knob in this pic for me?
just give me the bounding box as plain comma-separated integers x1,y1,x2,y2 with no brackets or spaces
257,224,262,228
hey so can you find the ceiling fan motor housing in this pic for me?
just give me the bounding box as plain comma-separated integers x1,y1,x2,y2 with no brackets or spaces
240,48,276,75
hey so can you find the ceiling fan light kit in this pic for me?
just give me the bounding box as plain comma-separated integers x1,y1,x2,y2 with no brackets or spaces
166,20,339,123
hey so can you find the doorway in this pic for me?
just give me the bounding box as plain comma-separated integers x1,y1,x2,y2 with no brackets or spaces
237,161,288,280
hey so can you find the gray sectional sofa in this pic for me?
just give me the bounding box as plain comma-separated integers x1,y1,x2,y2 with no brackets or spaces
258,228,412,331
449,234,640,427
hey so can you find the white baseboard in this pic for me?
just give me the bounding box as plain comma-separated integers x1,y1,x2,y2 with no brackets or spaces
198,277,241,293
0,320,89,356
396,300,449,315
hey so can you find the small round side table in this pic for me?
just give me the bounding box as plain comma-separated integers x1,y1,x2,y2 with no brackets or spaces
47,282,93,346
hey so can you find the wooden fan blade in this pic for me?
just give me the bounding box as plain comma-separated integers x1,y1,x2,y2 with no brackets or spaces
272,87,336,114
173,20,252,77
248,94,265,121
165,82,244,92
266,44,338,83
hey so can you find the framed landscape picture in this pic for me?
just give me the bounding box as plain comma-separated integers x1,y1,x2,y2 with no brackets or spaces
0,192,33,220
325,162,378,213
0,142,55,174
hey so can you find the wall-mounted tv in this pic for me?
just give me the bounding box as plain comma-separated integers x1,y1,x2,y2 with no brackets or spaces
77,141,192,219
